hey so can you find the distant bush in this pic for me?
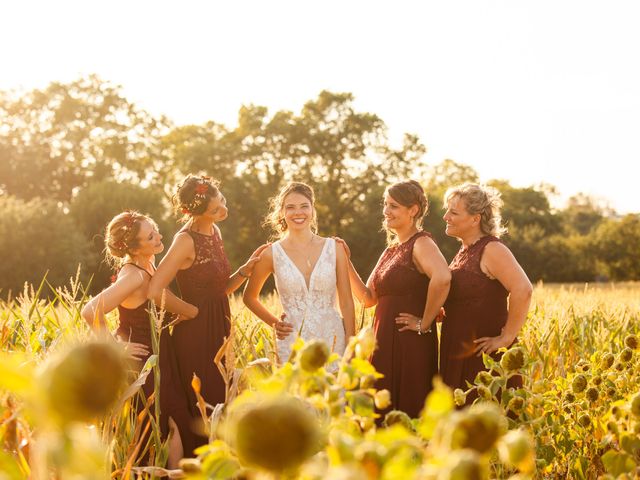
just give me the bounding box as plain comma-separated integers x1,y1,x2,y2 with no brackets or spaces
0,195,92,296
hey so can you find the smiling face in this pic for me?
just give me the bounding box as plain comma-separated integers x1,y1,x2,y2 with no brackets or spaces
130,219,164,257
282,191,314,232
443,195,480,239
382,193,418,232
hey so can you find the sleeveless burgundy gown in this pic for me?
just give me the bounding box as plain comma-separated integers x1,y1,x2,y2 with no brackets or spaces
370,231,439,418
115,263,179,457
440,235,521,404
168,229,231,456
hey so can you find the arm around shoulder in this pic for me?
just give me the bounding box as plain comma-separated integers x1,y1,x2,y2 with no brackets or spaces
335,241,356,337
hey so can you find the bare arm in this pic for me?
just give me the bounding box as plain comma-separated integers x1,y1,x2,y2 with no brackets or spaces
474,241,533,354
148,233,194,301
81,269,151,360
82,269,145,333
154,288,198,319
335,242,356,338
396,236,451,333
242,247,294,340
334,237,379,308
225,243,270,295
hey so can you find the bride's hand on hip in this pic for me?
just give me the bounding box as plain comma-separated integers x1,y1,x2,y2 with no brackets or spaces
274,313,294,340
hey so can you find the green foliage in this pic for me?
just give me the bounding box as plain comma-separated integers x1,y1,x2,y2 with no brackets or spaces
1,281,640,478
0,75,168,202
0,196,92,295
592,214,640,280
2,76,640,286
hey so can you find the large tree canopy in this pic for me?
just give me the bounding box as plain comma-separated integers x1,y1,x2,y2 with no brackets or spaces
0,76,637,295
0,75,168,201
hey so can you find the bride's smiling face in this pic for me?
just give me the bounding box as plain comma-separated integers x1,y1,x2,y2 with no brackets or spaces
282,192,314,231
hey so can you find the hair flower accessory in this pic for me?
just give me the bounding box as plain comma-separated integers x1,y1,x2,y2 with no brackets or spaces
195,183,209,195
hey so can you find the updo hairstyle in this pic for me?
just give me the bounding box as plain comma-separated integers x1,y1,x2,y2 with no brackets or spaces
105,211,156,267
384,180,429,245
172,175,220,220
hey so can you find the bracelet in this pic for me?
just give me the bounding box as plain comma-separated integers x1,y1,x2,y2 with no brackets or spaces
417,318,423,335
238,268,250,279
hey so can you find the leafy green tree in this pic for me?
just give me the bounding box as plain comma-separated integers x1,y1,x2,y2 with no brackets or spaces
158,91,427,278
508,225,597,282
0,196,92,296
559,193,607,235
0,75,168,202
592,214,640,280
487,180,560,235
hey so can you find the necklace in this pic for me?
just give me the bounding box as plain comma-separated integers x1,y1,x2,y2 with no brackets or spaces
286,233,316,268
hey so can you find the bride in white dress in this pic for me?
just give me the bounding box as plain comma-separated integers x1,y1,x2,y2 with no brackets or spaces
243,182,355,365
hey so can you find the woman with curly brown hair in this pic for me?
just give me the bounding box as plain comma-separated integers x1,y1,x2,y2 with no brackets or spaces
242,182,355,368
148,175,266,456
81,210,198,467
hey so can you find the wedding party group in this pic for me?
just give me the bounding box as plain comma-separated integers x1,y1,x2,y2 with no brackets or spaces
81,174,533,466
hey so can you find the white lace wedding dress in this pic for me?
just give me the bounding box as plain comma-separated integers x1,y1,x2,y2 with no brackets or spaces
272,238,347,369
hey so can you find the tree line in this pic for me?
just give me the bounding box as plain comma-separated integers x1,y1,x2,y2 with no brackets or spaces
1,75,638,297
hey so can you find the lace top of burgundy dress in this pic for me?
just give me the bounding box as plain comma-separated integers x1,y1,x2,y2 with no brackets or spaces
176,229,231,299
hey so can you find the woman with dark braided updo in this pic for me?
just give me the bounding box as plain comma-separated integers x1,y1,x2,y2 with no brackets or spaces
148,175,267,456
440,183,532,404
81,210,198,467
337,180,451,418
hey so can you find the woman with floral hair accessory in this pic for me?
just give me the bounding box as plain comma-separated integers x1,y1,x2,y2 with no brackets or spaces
81,210,199,468
148,174,268,456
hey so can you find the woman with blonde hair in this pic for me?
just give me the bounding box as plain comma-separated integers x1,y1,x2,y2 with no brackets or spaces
337,180,451,418
440,183,532,402
81,210,198,467
243,181,355,367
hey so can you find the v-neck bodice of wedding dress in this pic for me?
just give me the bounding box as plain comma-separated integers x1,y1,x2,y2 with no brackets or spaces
272,238,346,368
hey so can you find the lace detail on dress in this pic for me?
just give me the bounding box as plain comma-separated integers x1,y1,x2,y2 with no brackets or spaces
177,230,231,298
373,231,431,298
446,235,507,305
272,238,346,369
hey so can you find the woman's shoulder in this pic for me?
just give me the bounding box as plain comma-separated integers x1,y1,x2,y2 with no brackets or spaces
414,230,434,241
412,231,435,248
172,230,195,247
113,265,147,289
482,236,510,255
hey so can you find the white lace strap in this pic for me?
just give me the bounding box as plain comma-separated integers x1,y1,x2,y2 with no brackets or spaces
327,238,336,269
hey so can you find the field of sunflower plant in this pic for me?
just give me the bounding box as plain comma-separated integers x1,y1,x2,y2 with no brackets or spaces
0,277,639,479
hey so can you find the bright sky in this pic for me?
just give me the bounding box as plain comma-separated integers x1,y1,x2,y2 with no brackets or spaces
2,1,639,213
